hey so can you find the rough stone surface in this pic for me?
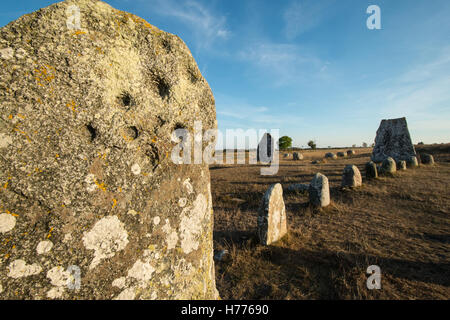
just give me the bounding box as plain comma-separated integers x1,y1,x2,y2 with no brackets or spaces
372,117,416,162
341,165,362,188
421,154,435,165
0,0,218,299
257,184,287,245
293,152,303,160
309,173,330,208
397,160,407,171
406,156,419,168
325,152,337,160
365,161,378,179
380,157,397,174
257,133,273,163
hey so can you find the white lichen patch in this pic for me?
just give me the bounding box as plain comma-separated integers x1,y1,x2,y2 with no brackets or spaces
114,287,136,300
8,259,42,278
0,213,16,233
179,194,207,254
153,216,160,226
47,286,64,299
36,240,53,255
131,163,141,175
47,266,70,287
183,178,194,194
0,47,13,60
112,277,126,289
162,219,178,250
82,216,129,269
127,210,138,216
128,259,156,283
63,234,72,243
84,174,97,192
0,133,13,149
178,198,187,208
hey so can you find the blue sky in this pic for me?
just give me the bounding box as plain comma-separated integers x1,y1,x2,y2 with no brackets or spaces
1,0,449,148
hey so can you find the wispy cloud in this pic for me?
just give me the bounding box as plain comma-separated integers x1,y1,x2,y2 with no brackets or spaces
238,42,328,86
142,0,230,48
283,0,335,40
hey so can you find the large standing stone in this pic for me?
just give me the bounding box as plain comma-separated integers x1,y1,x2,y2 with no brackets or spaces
0,0,218,300
421,154,435,165
293,152,303,160
341,165,362,188
257,133,273,163
309,173,330,208
365,161,378,179
257,184,287,245
372,117,416,162
380,157,397,174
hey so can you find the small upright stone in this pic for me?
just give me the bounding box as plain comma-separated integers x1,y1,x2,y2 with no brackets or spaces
341,165,362,188
325,152,337,160
421,154,435,165
283,153,289,158
293,152,303,160
257,184,287,245
406,156,419,168
337,152,347,158
365,161,378,179
397,160,407,170
257,133,274,163
309,173,330,208
380,157,397,174
347,150,356,156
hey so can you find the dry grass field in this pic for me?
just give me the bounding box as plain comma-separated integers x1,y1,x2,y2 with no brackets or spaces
210,144,450,299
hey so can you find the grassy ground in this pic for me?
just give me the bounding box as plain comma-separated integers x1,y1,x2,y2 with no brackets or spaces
211,144,450,299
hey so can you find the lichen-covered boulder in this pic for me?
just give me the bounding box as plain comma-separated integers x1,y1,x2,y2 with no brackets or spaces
325,152,337,160
371,117,416,162
309,173,330,208
420,153,435,165
406,156,419,168
365,161,378,179
0,0,218,300
257,184,287,245
341,165,362,188
293,152,303,160
380,157,397,174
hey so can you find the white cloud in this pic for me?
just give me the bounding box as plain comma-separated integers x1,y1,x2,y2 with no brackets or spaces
142,0,230,48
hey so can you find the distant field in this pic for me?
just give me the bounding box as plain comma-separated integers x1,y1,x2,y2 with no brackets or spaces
210,144,450,299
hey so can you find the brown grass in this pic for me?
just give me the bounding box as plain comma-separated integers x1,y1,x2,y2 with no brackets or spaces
211,144,450,299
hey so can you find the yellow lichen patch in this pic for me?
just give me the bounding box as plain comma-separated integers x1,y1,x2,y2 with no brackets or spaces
5,210,18,217
66,100,78,112
3,177,11,189
94,180,107,192
13,127,31,142
112,198,117,209
47,227,54,239
33,65,55,87
72,30,87,36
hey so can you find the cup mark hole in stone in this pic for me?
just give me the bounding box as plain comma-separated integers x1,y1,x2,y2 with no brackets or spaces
124,126,139,140
119,92,134,108
86,124,97,142
155,76,170,100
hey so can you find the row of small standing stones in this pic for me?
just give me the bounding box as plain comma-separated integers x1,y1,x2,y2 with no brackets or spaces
253,152,435,247
284,149,357,161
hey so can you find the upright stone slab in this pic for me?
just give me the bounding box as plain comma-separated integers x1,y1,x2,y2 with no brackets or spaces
372,117,416,162
293,152,303,160
380,157,397,174
337,152,347,158
0,0,218,300
309,173,330,208
257,184,287,245
347,150,356,156
325,152,337,160
257,133,273,163
365,161,378,179
421,154,435,165
406,156,419,168
341,165,362,188
397,160,407,170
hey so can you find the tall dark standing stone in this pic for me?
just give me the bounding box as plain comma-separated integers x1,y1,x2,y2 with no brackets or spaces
0,0,218,300
257,133,273,163
371,117,416,162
